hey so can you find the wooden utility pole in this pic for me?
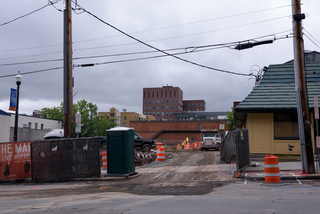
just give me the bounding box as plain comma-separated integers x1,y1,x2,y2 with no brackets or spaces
292,0,315,174
63,0,73,138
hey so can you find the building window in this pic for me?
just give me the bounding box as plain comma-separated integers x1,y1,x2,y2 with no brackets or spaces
166,106,168,109
110,113,114,117
153,106,156,109
157,106,160,109
157,100,160,103
161,112,164,116
144,106,147,109
152,91,154,97
153,112,155,116
274,113,299,140
144,100,147,103
157,112,160,116
110,119,114,123
200,103,203,106
35,123,38,130
149,100,151,103
170,91,172,97
170,112,173,116
124,116,127,120
174,91,176,97
148,91,150,97
161,106,164,109
165,112,168,116
161,100,164,103
148,106,151,109
124,122,127,127
157,91,158,97
29,122,32,128
144,112,147,115
170,106,173,109
41,124,44,130
165,91,167,97
219,124,225,130
153,100,155,103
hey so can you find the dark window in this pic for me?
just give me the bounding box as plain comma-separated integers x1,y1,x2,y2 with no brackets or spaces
174,91,176,97
110,113,114,117
274,113,299,140
152,91,154,97
124,116,127,120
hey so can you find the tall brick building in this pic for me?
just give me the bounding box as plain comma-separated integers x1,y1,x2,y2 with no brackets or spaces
143,86,206,120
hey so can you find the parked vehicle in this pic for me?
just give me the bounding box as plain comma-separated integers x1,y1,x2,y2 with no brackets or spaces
44,128,156,152
200,132,221,151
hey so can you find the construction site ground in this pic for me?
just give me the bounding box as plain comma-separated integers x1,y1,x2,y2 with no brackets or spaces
87,149,234,196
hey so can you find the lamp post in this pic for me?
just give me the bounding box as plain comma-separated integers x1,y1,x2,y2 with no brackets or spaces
13,74,22,142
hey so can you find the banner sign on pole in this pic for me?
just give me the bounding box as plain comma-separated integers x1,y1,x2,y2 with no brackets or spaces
317,136,320,148
9,88,17,111
314,97,319,119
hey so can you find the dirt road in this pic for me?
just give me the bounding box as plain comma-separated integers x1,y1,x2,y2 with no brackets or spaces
0,150,234,198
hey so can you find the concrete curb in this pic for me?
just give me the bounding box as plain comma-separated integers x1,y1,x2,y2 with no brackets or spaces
241,174,320,181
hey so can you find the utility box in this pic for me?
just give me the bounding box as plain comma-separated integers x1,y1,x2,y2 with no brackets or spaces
106,127,136,176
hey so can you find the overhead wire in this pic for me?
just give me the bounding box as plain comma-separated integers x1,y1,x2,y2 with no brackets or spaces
303,28,320,49
71,2,269,77
0,1,60,27
0,3,291,53
0,67,63,79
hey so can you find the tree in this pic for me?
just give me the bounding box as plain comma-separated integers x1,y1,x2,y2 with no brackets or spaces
226,107,234,131
39,99,115,137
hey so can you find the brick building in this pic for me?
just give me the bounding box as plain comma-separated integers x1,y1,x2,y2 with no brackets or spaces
183,100,206,111
130,119,228,144
98,108,155,128
143,86,205,120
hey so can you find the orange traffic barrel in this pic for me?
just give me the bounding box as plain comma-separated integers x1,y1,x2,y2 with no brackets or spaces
264,154,281,183
185,143,190,150
157,146,165,161
176,144,181,150
194,142,198,149
157,142,163,150
102,151,107,169
191,143,195,150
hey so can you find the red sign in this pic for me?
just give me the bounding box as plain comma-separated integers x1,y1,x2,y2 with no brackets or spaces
0,141,31,181
76,112,81,124
314,97,319,119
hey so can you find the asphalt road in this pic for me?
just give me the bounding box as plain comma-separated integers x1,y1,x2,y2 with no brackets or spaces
1,150,320,214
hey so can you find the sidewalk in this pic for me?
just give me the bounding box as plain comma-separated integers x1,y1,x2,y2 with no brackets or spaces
239,161,320,181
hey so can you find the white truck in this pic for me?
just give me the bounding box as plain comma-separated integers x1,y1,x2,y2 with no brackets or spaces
200,132,221,151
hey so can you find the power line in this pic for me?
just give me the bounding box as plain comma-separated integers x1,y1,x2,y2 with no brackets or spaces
0,67,63,79
303,28,320,49
72,2,261,77
0,1,60,27
0,3,291,53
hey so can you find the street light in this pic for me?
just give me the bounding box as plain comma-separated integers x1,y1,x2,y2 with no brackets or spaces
13,74,22,142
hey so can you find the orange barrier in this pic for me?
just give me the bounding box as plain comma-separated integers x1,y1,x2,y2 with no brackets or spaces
102,151,107,169
194,142,198,149
185,143,190,150
157,142,163,150
264,154,281,183
176,144,181,150
157,146,165,161
191,143,195,150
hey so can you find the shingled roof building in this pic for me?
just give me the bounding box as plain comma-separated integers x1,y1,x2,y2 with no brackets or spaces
234,56,320,154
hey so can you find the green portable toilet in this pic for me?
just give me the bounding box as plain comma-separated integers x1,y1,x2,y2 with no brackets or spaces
106,127,136,176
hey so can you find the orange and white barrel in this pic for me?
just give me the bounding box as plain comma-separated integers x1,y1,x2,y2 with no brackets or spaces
102,151,107,169
264,154,281,183
191,143,195,150
157,146,165,161
177,144,181,150
194,142,198,149
185,143,190,150
157,142,163,150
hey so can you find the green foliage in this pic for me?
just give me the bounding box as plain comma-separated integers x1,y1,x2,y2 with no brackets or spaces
226,107,234,131
39,99,115,137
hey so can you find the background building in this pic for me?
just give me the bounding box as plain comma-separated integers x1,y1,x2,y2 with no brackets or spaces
143,86,206,120
99,108,155,128
183,100,206,111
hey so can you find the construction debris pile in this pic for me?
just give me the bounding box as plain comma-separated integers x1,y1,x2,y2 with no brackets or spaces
135,150,157,166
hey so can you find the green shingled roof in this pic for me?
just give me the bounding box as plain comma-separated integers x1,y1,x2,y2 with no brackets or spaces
236,62,320,111
234,62,320,127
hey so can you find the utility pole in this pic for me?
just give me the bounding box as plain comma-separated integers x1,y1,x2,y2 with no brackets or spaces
292,0,315,174
63,0,73,138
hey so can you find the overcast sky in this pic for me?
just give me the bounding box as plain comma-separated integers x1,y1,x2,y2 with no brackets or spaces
1,0,319,116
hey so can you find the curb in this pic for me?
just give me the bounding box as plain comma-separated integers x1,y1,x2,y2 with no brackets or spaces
241,174,320,181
